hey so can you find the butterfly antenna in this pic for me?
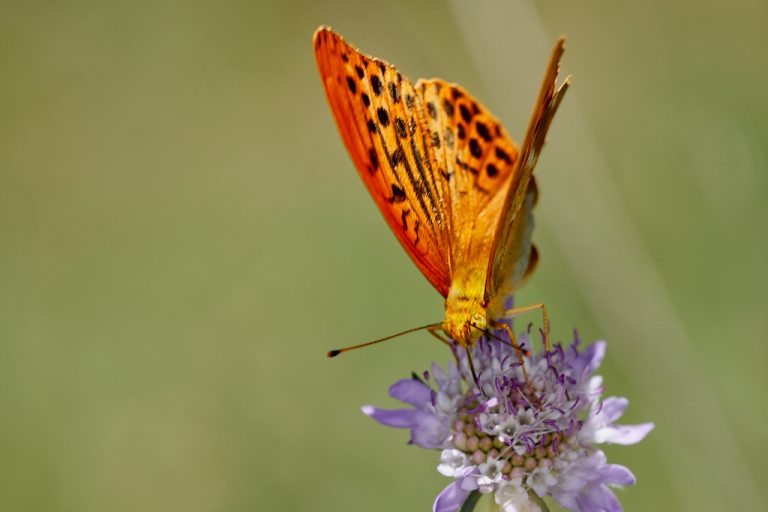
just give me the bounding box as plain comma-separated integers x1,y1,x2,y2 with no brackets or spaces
327,323,442,358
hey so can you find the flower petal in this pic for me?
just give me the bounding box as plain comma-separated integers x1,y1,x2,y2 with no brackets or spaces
411,410,451,448
496,481,541,512
361,405,417,428
575,483,622,512
599,397,628,422
433,362,462,396
596,422,655,445
575,340,606,379
433,479,472,512
596,463,636,486
389,378,432,406
438,449,469,477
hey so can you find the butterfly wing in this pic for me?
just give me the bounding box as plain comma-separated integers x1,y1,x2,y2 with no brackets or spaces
314,27,453,296
413,79,521,291
485,38,570,314
315,27,548,303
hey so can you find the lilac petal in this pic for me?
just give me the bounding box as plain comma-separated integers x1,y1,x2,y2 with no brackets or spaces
361,405,417,428
551,493,578,511
575,340,606,378
411,411,451,448
389,378,432,406
431,363,447,386
433,479,472,512
596,463,636,486
597,422,655,445
433,362,462,396
575,483,622,512
599,397,628,422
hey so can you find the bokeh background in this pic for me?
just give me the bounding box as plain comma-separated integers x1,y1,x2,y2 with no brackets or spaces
1,0,766,510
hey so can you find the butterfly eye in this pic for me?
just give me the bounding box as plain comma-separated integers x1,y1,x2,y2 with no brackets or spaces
470,312,487,332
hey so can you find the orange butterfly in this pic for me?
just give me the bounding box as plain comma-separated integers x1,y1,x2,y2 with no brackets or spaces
314,27,569,362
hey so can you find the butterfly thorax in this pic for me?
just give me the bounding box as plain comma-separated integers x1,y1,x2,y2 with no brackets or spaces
443,267,488,348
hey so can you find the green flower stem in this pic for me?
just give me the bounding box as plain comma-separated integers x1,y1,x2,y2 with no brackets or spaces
464,490,551,512
461,491,482,512
528,490,551,511
459,489,550,512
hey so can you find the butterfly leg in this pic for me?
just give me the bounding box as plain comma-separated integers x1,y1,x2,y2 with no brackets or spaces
490,320,540,405
501,303,550,354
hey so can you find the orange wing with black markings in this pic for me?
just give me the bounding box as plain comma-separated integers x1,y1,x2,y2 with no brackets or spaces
314,27,453,296
314,27,525,299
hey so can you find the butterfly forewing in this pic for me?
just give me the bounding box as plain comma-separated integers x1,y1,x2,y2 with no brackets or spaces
314,27,452,296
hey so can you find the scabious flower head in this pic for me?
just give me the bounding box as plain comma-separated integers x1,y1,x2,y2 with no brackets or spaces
362,328,653,512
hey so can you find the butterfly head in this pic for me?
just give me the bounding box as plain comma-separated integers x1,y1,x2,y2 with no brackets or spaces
443,301,487,348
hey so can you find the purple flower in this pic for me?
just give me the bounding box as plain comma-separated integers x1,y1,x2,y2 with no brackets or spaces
363,330,653,512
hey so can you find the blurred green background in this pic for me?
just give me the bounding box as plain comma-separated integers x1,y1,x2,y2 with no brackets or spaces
1,0,766,510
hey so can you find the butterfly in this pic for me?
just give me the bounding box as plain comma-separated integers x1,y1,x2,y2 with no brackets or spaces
314,26,569,362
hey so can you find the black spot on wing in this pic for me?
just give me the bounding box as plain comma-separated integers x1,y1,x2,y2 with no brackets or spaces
390,184,406,203
495,147,512,164
395,117,407,138
442,98,454,117
469,138,482,159
369,148,379,172
377,107,390,126
459,104,472,123
388,82,400,102
486,163,499,177
427,102,437,120
346,76,357,94
371,75,383,96
390,146,405,167
475,121,492,141
367,119,376,133
355,65,365,78
362,92,371,107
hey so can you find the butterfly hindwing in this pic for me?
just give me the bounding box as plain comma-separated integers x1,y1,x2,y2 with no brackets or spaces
314,27,452,296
